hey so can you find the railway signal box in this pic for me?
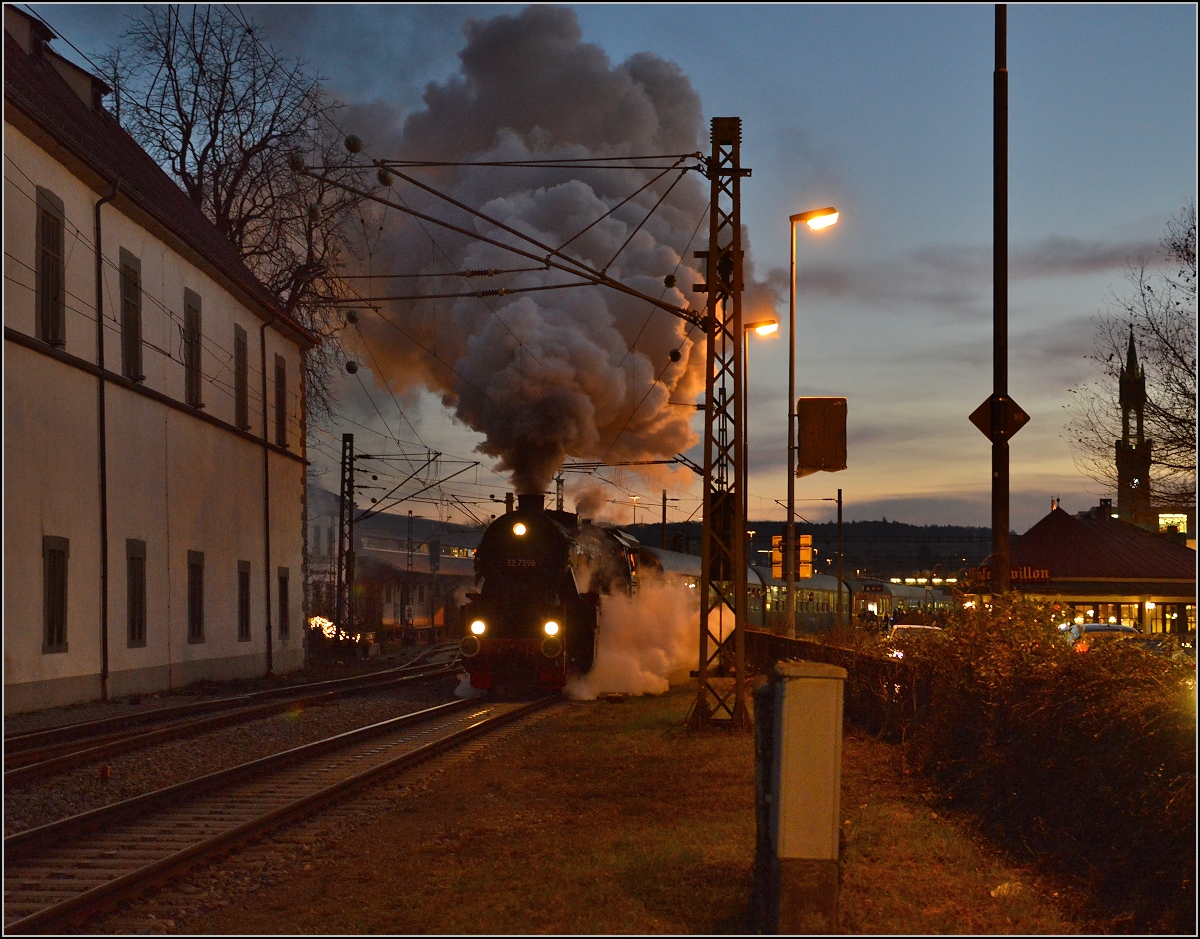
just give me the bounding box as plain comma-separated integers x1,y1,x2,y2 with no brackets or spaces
772,534,813,580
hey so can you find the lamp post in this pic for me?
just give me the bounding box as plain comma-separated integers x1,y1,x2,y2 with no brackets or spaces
787,207,839,638
743,319,779,566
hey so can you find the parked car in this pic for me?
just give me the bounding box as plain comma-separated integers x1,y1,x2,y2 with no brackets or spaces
1059,622,1140,653
885,624,945,659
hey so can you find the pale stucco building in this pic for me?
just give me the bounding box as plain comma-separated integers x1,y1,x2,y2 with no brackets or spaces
4,8,313,712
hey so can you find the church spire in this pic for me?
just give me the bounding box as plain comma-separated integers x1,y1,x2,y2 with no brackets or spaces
1115,327,1152,527
1125,325,1139,375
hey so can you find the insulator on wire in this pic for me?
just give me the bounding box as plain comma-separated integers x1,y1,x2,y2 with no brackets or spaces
669,348,682,363
345,309,359,325
664,274,677,289
377,166,394,187
345,135,363,154
345,360,359,375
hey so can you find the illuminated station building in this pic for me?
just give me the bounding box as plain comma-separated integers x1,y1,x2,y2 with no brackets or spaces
967,499,1195,635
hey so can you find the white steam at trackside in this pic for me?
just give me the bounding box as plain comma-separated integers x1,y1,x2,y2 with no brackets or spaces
344,6,774,498
564,578,700,700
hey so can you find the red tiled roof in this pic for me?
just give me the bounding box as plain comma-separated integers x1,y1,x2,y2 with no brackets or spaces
1013,507,1195,581
3,31,314,345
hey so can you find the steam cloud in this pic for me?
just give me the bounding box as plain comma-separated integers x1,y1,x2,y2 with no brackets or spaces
564,578,700,700
348,6,720,494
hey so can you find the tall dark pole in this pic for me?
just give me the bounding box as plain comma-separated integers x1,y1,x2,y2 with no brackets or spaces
662,489,668,549
836,488,844,628
785,220,798,638
991,4,1010,595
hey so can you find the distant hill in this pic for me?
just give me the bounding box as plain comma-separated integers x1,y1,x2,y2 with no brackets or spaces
622,518,994,580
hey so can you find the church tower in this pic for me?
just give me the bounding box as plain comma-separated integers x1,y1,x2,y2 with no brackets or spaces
1115,328,1153,526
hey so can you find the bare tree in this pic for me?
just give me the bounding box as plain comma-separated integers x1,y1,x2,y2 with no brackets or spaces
99,5,366,423
1066,201,1197,508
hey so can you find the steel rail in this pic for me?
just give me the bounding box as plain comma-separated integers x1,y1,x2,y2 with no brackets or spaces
4,695,557,934
4,662,459,784
3,644,459,755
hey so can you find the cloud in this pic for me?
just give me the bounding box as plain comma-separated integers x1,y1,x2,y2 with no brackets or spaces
341,6,781,494
772,235,1164,319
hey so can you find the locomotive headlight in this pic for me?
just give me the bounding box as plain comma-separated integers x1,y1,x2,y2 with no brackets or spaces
543,620,559,636
513,522,527,536
470,620,487,636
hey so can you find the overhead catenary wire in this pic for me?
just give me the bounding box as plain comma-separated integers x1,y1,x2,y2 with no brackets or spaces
296,166,703,328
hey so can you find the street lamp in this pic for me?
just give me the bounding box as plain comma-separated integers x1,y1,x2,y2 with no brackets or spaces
787,207,838,638
743,318,779,566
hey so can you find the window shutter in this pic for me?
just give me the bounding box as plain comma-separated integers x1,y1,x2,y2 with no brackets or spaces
184,289,203,408
274,354,288,448
234,325,249,430
35,188,66,347
119,249,143,381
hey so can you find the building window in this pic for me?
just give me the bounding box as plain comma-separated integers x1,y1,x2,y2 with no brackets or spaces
274,354,288,448
184,289,203,408
35,187,66,347
42,536,69,653
278,567,290,639
234,324,249,430
119,249,144,381
127,539,147,647
187,550,204,643
238,560,251,642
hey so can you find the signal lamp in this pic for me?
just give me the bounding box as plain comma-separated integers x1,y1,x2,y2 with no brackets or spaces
513,522,528,536
543,621,559,636
470,620,487,636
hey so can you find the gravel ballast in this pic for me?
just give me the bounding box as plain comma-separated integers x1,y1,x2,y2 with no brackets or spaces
5,674,461,835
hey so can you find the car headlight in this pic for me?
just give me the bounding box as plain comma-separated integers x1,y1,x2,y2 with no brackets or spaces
470,620,487,636
543,620,559,636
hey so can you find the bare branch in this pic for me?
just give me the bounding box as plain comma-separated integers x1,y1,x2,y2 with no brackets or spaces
1064,201,1197,508
102,5,369,425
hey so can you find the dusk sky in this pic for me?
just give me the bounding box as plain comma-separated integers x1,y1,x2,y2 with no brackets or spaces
32,3,1197,531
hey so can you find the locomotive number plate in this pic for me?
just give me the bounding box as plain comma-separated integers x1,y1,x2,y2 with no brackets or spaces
506,559,538,568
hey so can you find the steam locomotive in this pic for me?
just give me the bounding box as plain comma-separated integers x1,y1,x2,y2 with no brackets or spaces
457,492,853,696
459,493,646,695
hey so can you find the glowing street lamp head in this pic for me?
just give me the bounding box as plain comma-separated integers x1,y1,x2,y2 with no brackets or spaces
791,206,839,232
745,318,779,337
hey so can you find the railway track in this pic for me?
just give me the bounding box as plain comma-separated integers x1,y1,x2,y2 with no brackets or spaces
4,647,461,785
4,694,558,934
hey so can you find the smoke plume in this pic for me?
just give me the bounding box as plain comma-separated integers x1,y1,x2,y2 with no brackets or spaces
349,6,716,493
564,578,700,700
